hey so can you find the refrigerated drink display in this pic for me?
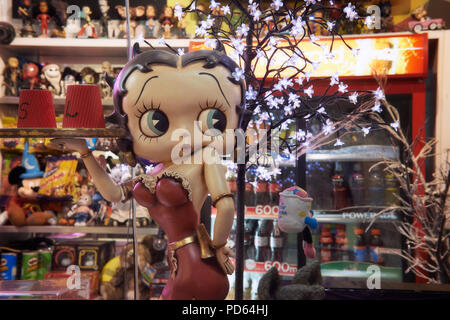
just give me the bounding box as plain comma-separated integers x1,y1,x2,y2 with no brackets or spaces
244,220,257,260
369,228,385,265
353,227,367,262
255,220,272,262
349,163,366,206
335,229,350,261
384,173,400,206
368,168,385,206
255,180,269,206
270,219,284,262
245,171,256,207
332,162,347,210
228,220,237,250
268,179,282,206
319,228,334,263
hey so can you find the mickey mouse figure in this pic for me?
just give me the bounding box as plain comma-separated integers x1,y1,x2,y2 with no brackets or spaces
7,141,57,226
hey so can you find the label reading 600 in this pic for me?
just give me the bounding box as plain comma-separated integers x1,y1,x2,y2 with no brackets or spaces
255,205,279,216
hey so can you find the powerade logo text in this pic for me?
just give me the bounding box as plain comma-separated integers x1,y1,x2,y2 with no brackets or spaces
342,212,397,220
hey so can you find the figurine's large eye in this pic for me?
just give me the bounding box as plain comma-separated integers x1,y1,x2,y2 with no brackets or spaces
139,110,169,138
198,109,227,136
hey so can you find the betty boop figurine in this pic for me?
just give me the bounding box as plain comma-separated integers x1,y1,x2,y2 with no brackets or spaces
50,44,245,300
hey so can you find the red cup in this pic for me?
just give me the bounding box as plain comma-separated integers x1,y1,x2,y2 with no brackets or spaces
17,89,56,128
62,85,105,128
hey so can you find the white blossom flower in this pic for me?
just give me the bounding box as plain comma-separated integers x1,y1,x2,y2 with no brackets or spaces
317,106,326,114
338,82,348,93
327,21,335,32
352,48,360,57
349,92,358,104
279,76,293,89
371,100,382,113
157,36,166,45
390,121,399,131
256,49,265,59
195,25,207,37
295,129,306,141
362,127,371,136
177,48,185,56
246,86,257,100
374,87,385,101
311,61,321,71
209,0,220,10
295,75,305,86
306,0,317,5
344,3,359,21
304,86,314,98
260,112,270,121
252,9,262,21
236,23,250,38
323,119,335,135
310,33,319,43
330,73,339,86
232,68,245,82
334,139,344,147
305,71,312,82
174,3,183,20
325,51,336,61
221,5,231,15
204,38,217,49
271,0,284,11
288,92,299,104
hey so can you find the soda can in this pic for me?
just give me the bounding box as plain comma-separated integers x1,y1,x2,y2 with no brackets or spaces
37,249,53,280
0,252,18,280
21,251,39,280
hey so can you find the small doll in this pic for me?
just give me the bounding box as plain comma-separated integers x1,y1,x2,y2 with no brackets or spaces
116,5,137,39
67,193,95,226
61,67,81,96
77,6,97,38
36,1,51,37
278,187,318,259
145,5,160,38
99,61,113,98
40,63,62,96
2,57,21,96
176,12,188,38
98,0,110,38
21,62,40,90
6,141,57,226
159,5,175,38
80,67,99,85
17,0,35,37
134,6,147,39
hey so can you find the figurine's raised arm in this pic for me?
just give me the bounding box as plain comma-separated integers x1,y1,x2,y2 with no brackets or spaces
48,138,122,203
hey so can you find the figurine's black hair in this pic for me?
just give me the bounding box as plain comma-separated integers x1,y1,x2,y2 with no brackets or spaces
106,45,246,160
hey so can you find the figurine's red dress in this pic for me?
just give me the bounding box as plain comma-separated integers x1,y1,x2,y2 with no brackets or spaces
131,173,229,300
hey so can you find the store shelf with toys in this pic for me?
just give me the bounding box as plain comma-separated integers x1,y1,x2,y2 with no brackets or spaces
0,225,158,235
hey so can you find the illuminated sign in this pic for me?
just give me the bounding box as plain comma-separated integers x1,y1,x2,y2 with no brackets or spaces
189,33,427,79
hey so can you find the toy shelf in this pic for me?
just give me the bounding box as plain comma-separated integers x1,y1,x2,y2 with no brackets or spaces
0,225,158,235
0,37,196,58
0,128,127,138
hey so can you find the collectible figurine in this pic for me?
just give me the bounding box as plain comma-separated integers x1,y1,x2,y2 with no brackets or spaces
51,45,243,300
61,67,81,96
98,0,110,38
99,61,113,98
134,6,146,39
278,187,318,259
176,12,188,38
145,5,160,38
77,6,97,38
6,141,57,226
66,193,95,226
40,63,63,96
116,5,137,39
159,5,175,38
409,5,445,33
36,1,51,37
2,57,21,96
17,0,35,37
80,67,99,84
22,62,40,90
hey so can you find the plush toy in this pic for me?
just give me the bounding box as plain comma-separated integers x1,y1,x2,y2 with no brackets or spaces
100,235,165,300
66,193,95,226
278,186,318,259
6,141,57,226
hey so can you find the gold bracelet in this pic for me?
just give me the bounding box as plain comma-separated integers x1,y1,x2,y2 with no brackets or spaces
211,241,227,250
211,193,234,207
80,150,93,159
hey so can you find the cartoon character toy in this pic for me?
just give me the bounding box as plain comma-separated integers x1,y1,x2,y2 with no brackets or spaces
159,5,175,38
50,43,244,300
99,61,113,98
66,192,95,226
278,186,318,259
18,0,35,37
98,0,110,38
36,1,51,37
2,57,21,96
145,5,160,38
40,63,63,96
77,6,97,38
21,62,40,90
